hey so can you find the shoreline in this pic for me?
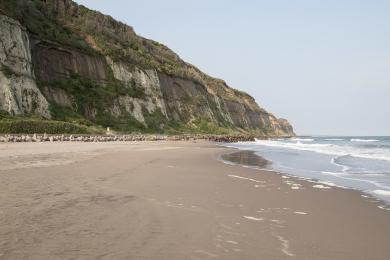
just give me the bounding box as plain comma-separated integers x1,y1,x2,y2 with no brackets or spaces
219,148,390,210
1,141,389,259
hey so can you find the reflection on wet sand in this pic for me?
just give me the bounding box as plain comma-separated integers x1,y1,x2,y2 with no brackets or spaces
222,150,269,168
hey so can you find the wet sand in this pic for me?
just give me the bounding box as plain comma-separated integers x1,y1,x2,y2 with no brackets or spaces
221,150,270,168
0,141,389,259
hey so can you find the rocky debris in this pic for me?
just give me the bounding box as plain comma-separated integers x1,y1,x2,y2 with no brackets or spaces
0,134,255,143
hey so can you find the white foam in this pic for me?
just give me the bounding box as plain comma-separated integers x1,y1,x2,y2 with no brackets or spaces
291,138,314,142
323,171,390,191
372,190,390,196
322,171,348,177
225,139,390,204
351,138,379,142
243,216,263,221
228,174,263,183
291,186,301,190
313,184,331,189
294,211,308,215
275,235,294,257
378,205,390,211
252,139,390,162
330,157,351,173
222,160,236,166
362,173,386,177
318,181,345,188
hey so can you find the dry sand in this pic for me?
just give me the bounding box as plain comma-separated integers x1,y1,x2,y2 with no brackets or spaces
0,141,389,259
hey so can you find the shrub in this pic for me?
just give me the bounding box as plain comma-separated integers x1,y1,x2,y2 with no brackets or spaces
143,108,167,132
0,110,10,119
49,104,93,126
0,119,89,134
0,0,94,53
94,111,146,133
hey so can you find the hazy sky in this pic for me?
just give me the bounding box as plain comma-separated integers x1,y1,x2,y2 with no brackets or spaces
75,0,389,136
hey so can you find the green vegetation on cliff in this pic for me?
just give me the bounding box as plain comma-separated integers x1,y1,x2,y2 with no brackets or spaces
0,0,227,87
43,73,146,109
0,111,94,134
0,120,90,134
0,0,94,53
0,0,294,136
37,73,157,133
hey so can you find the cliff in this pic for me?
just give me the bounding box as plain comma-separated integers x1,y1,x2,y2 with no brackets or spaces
0,0,294,136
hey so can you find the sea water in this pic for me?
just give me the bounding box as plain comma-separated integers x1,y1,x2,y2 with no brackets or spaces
224,136,390,204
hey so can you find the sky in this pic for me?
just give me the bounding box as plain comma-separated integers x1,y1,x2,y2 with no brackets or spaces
75,0,390,136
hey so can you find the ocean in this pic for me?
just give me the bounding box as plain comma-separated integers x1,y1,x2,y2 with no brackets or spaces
223,136,390,204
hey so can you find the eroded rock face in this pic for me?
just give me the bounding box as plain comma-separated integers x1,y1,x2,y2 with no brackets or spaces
158,73,216,123
0,15,50,117
107,59,168,125
0,0,295,136
31,40,108,84
276,118,295,136
158,73,294,135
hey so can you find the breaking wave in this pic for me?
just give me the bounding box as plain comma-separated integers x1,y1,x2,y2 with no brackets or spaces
253,139,390,162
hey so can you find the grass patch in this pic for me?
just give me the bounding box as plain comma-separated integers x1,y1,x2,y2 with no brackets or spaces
193,118,238,135
143,108,167,133
0,110,11,119
0,110,102,134
94,111,146,133
49,104,94,126
162,118,239,135
0,0,94,53
0,118,90,134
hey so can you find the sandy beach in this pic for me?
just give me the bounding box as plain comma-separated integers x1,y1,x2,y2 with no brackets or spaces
0,141,389,259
